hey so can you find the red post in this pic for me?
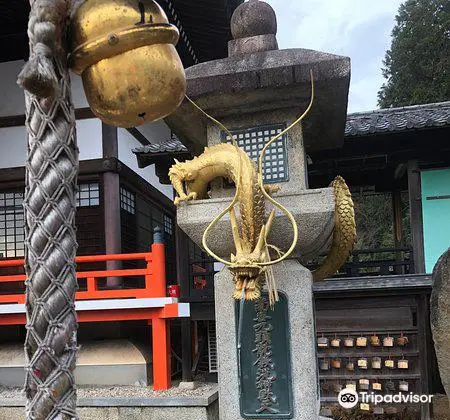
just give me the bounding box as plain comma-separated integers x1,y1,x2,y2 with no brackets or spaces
151,236,166,298
150,226,170,389
145,254,153,292
152,317,171,390
86,277,98,295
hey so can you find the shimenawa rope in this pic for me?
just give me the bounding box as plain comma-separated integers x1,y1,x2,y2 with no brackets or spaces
18,1,81,419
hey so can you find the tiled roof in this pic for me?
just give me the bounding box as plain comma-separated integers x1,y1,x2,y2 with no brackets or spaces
345,101,450,137
133,102,450,159
132,138,188,155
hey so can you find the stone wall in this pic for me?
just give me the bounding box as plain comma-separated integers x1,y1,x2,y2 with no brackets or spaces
0,404,219,420
0,392,219,420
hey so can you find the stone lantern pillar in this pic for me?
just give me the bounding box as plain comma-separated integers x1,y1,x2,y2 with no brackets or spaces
165,1,350,419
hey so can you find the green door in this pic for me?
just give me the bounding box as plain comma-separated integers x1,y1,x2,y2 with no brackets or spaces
421,168,450,273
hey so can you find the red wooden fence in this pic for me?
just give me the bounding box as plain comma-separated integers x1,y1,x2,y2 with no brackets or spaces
0,242,186,390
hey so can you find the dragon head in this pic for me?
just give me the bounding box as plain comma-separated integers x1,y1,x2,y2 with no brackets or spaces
226,210,273,301
229,261,264,301
168,162,198,181
169,160,199,205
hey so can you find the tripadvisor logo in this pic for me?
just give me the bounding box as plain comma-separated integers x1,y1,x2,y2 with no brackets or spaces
338,387,434,409
338,388,358,409
361,392,434,405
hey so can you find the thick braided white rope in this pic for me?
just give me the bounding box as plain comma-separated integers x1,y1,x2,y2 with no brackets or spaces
19,1,80,419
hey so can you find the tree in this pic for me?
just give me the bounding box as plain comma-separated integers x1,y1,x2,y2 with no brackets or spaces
378,0,450,108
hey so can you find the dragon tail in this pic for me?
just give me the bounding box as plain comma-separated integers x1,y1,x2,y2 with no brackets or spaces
312,176,356,281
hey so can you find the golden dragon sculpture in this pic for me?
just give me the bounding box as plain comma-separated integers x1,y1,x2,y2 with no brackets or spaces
169,74,356,302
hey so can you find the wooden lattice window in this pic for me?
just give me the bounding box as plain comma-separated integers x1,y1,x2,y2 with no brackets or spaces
76,183,100,207
163,214,173,236
120,187,136,214
0,191,25,258
222,124,289,183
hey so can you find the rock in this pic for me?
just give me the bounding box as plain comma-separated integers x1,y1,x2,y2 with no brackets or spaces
432,394,450,420
431,248,450,401
178,381,198,390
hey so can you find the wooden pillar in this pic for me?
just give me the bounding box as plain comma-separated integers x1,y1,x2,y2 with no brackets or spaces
102,123,122,287
392,189,404,274
181,318,193,382
176,226,190,300
407,160,426,273
176,225,193,382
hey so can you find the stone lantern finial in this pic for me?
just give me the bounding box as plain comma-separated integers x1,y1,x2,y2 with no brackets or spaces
228,0,278,56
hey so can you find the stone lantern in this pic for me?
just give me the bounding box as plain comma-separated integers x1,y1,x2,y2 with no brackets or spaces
165,1,350,419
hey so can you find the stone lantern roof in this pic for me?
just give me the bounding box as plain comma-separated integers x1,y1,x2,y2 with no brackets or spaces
165,0,351,154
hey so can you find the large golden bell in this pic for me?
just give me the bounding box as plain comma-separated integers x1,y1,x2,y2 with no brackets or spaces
69,0,186,127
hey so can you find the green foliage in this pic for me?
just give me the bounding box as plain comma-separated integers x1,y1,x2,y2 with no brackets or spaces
353,192,411,251
350,192,411,274
353,193,394,251
353,191,411,249
378,0,450,108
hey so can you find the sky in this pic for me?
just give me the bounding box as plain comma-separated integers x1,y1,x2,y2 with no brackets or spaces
265,0,403,113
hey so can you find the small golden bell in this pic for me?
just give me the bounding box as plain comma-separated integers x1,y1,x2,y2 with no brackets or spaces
69,0,186,127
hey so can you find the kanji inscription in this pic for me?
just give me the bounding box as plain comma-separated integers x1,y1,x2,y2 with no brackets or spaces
253,297,279,414
236,292,293,419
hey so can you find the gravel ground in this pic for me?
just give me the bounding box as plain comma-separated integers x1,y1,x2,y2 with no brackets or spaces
0,381,218,401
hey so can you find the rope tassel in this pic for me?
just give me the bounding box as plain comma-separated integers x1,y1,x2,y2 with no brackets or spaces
18,41,59,98
18,0,70,97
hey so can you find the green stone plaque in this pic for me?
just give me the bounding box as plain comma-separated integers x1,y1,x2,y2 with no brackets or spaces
235,292,294,419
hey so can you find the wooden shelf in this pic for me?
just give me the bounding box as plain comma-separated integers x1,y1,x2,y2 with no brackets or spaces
319,374,421,380
316,327,418,334
317,350,419,358
315,293,431,418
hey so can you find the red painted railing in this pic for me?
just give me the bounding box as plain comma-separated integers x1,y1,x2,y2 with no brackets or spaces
0,243,166,304
0,242,179,390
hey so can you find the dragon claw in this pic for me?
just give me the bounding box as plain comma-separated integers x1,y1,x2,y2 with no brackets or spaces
264,184,281,195
174,192,198,206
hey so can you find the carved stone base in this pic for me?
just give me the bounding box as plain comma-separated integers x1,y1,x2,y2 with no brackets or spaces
215,260,322,420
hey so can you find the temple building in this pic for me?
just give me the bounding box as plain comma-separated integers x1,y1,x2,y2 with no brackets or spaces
0,1,449,419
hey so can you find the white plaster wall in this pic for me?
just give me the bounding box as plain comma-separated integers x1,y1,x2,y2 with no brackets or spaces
77,119,102,160
137,120,171,144
0,60,88,117
118,128,173,199
70,73,89,109
0,119,102,169
0,126,27,169
0,61,26,117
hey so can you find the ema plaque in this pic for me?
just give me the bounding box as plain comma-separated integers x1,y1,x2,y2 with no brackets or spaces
236,292,294,419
